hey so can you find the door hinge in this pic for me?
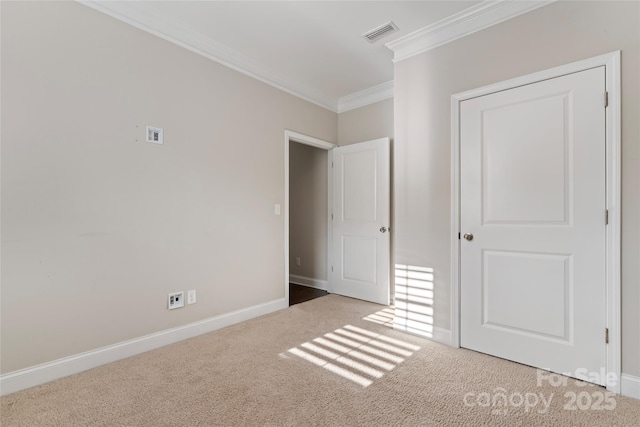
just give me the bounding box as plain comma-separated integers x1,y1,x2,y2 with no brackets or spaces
331,213,334,220
331,266,334,272
604,91,609,108
605,209,609,225
332,161,334,168
605,328,609,344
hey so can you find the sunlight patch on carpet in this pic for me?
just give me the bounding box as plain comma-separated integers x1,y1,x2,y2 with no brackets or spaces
286,323,420,387
288,347,373,387
363,307,394,326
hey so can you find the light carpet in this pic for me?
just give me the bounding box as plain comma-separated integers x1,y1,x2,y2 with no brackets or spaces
1,295,639,426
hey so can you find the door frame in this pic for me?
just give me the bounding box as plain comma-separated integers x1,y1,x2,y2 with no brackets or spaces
450,51,621,393
284,130,336,305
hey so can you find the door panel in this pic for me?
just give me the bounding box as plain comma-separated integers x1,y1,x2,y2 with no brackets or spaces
343,151,377,221
460,67,606,384
482,92,570,224
331,138,390,305
482,250,570,340
342,236,377,283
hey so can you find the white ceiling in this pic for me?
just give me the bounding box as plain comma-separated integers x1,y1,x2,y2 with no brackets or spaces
147,1,479,96
83,1,508,111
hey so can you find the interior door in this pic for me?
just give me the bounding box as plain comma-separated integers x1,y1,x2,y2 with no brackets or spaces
331,138,390,305
460,67,607,384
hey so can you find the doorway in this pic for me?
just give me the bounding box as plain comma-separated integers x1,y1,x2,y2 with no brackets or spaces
284,131,335,306
288,140,330,305
284,131,392,307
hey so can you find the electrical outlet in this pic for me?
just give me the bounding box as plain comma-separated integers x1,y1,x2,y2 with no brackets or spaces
187,289,197,305
168,291,184,310
295,257,301,266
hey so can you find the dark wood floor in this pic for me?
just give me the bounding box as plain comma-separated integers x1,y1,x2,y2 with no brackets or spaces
289,283,329,306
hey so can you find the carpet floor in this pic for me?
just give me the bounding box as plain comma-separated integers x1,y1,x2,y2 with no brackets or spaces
1,295,639,426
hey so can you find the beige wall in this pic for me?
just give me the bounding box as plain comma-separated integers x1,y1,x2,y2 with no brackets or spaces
0,1,337,374
394,0,639,376
338,98,394,146
289,142,328,282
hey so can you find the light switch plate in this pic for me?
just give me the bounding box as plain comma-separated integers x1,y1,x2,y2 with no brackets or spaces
187,289,196,305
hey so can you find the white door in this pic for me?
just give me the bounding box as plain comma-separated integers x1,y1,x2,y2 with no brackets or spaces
460,67,606,384
331,138,390,305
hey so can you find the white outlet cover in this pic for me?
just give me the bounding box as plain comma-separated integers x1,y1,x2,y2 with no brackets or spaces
146,126,164,144
187,289,197,305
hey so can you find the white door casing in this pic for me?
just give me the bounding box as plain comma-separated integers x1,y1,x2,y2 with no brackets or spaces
460,66,606,383
330,138,391,305
451,52,621,393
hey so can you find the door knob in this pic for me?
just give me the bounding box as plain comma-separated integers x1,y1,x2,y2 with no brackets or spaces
380,227,388,233
463,233,474,241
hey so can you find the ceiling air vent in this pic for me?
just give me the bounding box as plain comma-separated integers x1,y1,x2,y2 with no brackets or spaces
362,21,399,43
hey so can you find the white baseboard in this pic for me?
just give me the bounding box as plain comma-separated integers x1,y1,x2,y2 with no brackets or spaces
432,327,452,345
0,298,287,396
621,373,640,400
289,274,328,290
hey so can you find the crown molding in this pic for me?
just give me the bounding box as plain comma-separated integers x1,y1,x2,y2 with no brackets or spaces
78,1,339,112
338,81,394,113
386,0,556,63
78,1,555,114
